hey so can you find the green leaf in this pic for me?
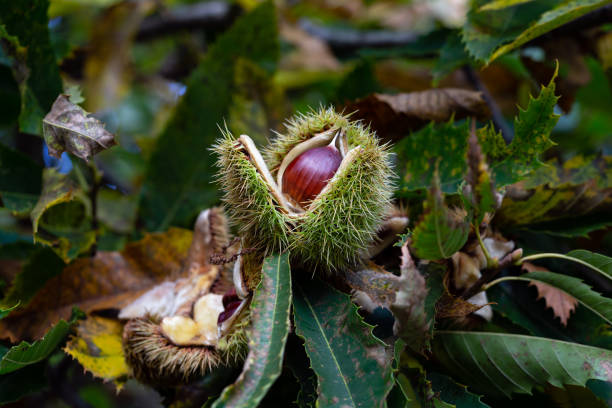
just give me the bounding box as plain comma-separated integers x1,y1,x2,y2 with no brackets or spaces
0,142,42,214
479,0,535,11
520,213,612,238
395,121,469,195
212,253,292,408
490,0,612,62
0,0,63,135
492,67,560,186
0,363,47,404
428,372,491,408
488,284,612,350
411,177,470,261
30,169,95,262
490,271,612,325
139,1,279,230
462,0,554,63
293,278,393,408
0,313,80,374
566,250,612,280
0,247,64,312
433,331,612,398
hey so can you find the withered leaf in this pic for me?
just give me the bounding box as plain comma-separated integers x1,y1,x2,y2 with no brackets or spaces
64,316,128,388
42,94,117,162
345,89,490,142
524,262,578,326
0,228,193,342
390,242,431,354
344,262,401,308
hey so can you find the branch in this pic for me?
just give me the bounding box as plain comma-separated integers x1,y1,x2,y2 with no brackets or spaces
136,1,241,41
298,18,417,55
461,65,513,144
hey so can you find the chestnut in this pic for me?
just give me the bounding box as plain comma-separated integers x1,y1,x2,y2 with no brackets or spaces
281,145,342,206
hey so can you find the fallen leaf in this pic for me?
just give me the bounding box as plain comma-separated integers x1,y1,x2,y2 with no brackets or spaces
0,228,193,342
344,262,401,308
345,89,490,142
279,23,340,71
390,242,431,354
42,94,117,162
63,316,128,388
524,262,578,326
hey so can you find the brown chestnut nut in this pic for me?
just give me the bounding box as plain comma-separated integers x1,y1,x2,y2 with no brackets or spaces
281,145,342,205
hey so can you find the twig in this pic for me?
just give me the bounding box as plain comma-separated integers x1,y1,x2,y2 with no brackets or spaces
136,1,241,41
298,18,417,55
462,65,513,144
89,161,102,257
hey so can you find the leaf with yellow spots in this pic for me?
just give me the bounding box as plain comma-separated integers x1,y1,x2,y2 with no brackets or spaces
493,66,560,186
64,316,128,388
395,120,469,195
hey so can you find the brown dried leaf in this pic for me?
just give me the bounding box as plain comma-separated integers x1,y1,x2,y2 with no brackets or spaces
279,23,340,71
344,262,401,308
0,228,193,342
524,262,578,326
390,242,431,354
436,292,489,319
43,94,117,161
345,89,490,142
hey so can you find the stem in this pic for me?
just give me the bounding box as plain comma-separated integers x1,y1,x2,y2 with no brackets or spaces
462,65,513,144
481,276,528,292
475,226,497,268
89,161,102,257
517,252,612,282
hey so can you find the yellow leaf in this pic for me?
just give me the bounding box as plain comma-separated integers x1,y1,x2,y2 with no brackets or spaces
64,316,128,388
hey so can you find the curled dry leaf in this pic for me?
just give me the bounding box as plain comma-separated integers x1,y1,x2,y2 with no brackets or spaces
42,94,117,162
344,262,401,309
0,228,193,342
523,262,578,326
345,89,489,142
390,242,431,354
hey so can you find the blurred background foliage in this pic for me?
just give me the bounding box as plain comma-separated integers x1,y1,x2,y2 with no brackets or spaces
1,0,612,407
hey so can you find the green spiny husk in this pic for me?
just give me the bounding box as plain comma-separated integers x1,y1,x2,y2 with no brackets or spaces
214,107,394,271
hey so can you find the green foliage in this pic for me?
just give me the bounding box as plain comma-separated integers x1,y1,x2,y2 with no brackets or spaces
411,177,470,261
492,67,560,185
495,271,612,325
0,0,63,134
0,142,41,214
213,253,292,408
433,331,612,398
139,2,279,231
428,372,491,408
490,0,612,62
0,311,81,374
293,278,393,407
462,0,611,64
566,250,612,280
395,121,469,194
